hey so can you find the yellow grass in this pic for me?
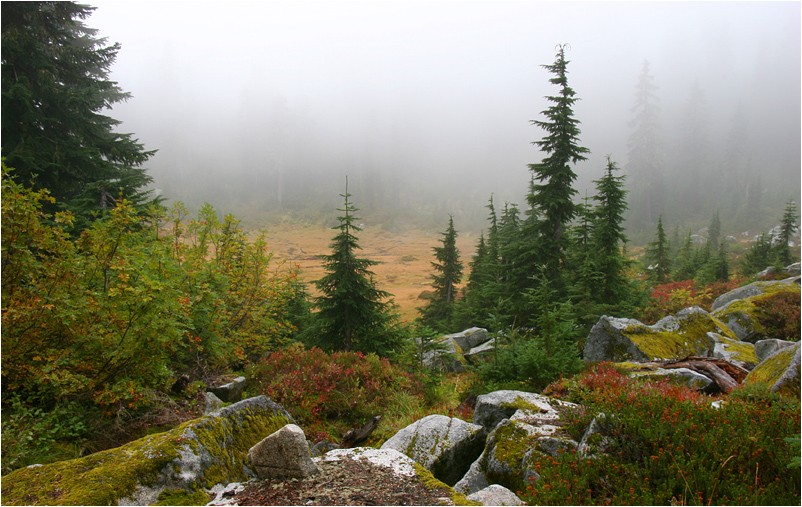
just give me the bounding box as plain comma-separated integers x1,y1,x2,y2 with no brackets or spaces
261,223,477,322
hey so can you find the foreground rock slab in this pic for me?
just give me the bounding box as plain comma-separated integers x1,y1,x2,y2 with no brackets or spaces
1,396,294,506
467,484,524,506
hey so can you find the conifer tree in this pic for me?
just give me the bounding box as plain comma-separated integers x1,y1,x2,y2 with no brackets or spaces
2,2,157,227
591,156,630,303
776,199,799,266
646,216,671,283
313,181,401,356
527,45,589,288
626,60,664,229
708,210,722,252
419,215,463,331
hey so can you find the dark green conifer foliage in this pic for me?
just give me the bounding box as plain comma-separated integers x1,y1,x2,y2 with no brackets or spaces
776,200,799,266
741,233,773,276
646,216,671,283
313,183,401,356
419,215,463,332
591,157,630,303
674,231,697,281
527,45,589,288
708,211,721,252
1,2,157,227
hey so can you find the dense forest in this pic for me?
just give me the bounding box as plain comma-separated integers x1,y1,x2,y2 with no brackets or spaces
1,3,800,506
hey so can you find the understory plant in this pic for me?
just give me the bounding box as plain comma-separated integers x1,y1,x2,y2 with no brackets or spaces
531,364,801,505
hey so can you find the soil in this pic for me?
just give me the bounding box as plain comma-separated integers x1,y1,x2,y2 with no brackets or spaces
261,224,477,322
221,456,456,506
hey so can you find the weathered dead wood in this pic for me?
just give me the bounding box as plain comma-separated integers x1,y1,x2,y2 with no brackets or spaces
664,356,749,383
661,356,746,393
340,415,382,448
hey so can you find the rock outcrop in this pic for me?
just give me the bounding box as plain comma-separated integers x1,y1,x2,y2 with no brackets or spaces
712,280,800,342
380,414,485,486
209,376,247,402
1,396,294,506
467,484,525,506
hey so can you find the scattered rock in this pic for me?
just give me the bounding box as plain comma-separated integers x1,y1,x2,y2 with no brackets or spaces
744,342,801,396
755,339,796,361
248,424,320,480
209,376,247,403
578,413,617,460
380,414,485,486
467,484,524,506
473,389,576,433
712,282,800,342
463,339,497,364
204,391,224,414
710,276,800,311
630,366,714,391
446,327,491,352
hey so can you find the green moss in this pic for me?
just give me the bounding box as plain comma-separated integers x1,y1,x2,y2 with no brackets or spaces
0,422,188,505
154,487,210,505
1,399,292,505
714,334,759,365
484,421,538,492
714,284,800,341
745,347,797,390
412,462,480,506
623,312,730,360
500,396,542,413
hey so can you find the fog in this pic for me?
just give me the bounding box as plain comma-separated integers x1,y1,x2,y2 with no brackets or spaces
88,1,800,236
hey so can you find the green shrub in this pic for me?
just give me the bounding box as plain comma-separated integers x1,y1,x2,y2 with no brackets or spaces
526,364,801,505
752,290,801,341
475,327,583,392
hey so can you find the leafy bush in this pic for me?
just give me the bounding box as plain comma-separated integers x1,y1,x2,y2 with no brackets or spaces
1,168,306,470
475,327,583,393
528,364,801,505
248,344,429,442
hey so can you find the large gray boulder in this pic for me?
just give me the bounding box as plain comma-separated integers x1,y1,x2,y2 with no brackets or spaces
583,307,746,363
711,276,800,311
248,424,320,480
630,367,714,391
755,339,796,361
380,414,485,486
744,342,801,396
446,327,491,352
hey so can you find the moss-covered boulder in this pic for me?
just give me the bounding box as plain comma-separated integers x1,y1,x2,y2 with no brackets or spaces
583,307,738,362
744,342,801,396
711,276,800,311
1,396,293,506
712,282,800,343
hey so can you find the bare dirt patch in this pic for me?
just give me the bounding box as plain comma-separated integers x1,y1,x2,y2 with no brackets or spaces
262,224,477,322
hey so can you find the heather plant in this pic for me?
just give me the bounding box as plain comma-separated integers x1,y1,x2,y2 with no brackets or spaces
638,279,711,324
752,290,801,342
528,364,801,505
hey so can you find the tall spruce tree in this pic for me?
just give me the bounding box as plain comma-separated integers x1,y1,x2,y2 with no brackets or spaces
2,2,157,227
527,45,589,289
590,156,630,303
776,200,799,266
313,182,401,356
626,60,664,230
419,215,463,332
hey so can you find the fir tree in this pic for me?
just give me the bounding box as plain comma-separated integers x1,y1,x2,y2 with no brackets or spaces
313,181,401,356
626,60,664,229
2,2,157,227
419,215,463,332
645,216,671,283
528,45,589,288
591,156,630,303
776,199,799,266
708,211,721,252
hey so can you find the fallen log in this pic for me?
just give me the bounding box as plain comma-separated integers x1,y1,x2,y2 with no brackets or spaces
340,415,382,448
662,357,744,393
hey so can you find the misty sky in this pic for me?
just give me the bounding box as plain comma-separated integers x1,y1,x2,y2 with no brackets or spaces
88,1,800,229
